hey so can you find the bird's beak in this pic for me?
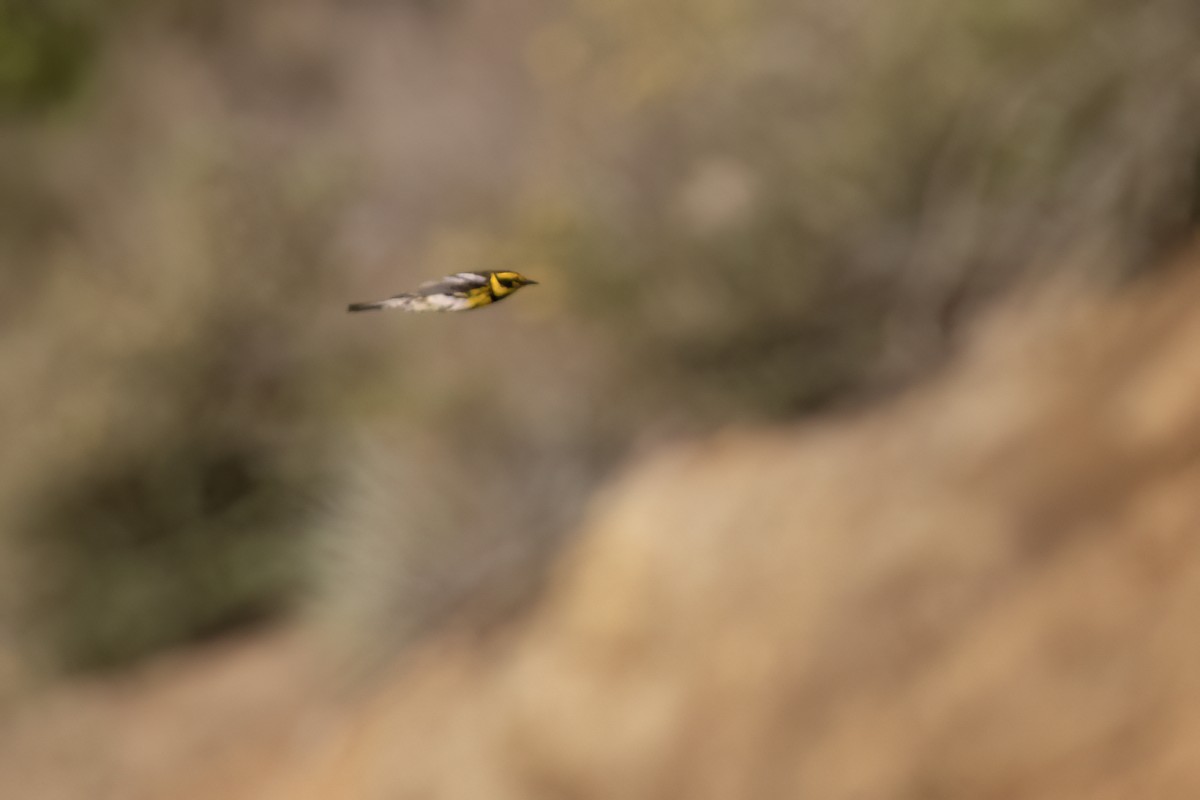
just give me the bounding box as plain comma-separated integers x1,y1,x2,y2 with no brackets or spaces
523,278,539,286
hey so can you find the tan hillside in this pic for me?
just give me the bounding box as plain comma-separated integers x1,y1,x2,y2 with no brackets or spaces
279,254,1200,800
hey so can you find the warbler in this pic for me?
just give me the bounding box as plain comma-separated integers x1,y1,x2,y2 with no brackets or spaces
347,270,539,313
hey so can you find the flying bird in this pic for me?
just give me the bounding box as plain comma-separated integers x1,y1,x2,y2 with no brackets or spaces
347,270,539,313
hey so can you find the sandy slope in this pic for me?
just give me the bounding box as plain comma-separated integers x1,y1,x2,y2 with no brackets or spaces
283,255,1200,799
0,629,339,800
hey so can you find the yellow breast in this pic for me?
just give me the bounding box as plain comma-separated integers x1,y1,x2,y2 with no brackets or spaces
465,285,496,308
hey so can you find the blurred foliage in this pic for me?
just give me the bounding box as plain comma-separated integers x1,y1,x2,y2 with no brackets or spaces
0,0,99,114
25,436,305,671
1,0,1199,680
511,0,1200,414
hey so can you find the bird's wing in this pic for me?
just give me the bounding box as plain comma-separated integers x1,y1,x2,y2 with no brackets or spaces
415,272,489,296
347,272,490,313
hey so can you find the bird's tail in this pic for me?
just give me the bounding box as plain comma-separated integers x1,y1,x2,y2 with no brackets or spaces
347,300,386,312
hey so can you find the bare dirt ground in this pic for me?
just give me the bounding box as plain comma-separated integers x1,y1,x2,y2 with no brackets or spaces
0,628,341,800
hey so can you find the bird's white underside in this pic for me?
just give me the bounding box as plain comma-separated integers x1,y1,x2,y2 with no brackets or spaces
379,294,472,311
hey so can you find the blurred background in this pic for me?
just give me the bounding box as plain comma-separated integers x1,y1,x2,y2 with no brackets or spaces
2,0,1200,797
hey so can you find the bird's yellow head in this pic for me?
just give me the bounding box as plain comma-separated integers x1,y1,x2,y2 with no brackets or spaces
489,270,539,298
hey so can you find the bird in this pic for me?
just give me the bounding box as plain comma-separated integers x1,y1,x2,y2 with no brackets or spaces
347,270,539,313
